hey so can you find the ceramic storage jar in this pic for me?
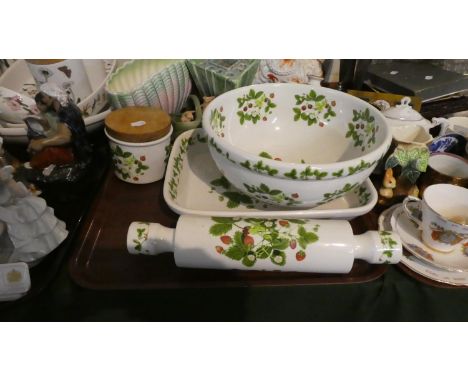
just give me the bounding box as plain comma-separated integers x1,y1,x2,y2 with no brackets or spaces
105,106,172,184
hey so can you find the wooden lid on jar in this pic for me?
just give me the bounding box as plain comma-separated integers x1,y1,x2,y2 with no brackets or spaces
105,107,172,143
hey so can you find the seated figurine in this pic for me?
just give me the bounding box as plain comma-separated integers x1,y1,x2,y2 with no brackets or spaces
22,83,91,182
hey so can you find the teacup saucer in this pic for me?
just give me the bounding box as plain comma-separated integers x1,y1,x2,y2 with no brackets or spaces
390,204,468,272
378,205,468,286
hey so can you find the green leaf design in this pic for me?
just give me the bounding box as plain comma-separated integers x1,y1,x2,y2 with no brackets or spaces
284,169,298,179
242,253,257,267
211,176,231,189
225,245,248,260
212,217,239,224
244,218,264,224
302,231,318,244
240,160,251,169
259,151,273,159
115,145,124,156
288,219,307,225
272,238,289,250
298,237,307,250
223,191,253,208
249,225,268,235
209,223,233,236
255,245,273,259
271,250,286,266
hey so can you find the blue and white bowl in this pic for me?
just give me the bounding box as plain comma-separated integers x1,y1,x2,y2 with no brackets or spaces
428,135,458,154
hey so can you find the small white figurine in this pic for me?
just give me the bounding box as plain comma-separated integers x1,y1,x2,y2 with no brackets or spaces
379,168,397,199
0,137,68,264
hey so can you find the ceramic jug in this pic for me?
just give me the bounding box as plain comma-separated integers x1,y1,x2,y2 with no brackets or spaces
127,216,402,273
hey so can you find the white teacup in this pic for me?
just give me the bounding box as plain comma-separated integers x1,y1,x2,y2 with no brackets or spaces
433,117,468,139
403,184,468,252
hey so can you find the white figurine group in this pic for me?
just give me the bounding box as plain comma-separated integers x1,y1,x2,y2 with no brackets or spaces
0,137,68,265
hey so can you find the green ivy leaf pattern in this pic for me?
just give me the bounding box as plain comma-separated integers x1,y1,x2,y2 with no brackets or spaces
347,159,375,176
210,107,226,138
259,151,273,159
209,217,320,267
284,169,298,179
237,89,277,125
209,176,257,209
293,90,336,126
167,132,205,200
110,144,150,182
243,182,301,206
379,231,399,263
132,222,150,254
353,184,371,206
345,108,380,152
316,182,360,206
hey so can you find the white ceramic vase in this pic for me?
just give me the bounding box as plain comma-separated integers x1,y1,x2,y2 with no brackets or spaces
26,59,92,104
127,215,402,273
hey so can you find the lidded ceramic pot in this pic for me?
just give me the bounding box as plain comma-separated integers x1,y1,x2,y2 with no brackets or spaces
379,96,434,131
127,215,402,273
105,106,173,184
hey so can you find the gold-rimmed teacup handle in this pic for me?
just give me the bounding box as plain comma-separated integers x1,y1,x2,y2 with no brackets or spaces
402,196,423,229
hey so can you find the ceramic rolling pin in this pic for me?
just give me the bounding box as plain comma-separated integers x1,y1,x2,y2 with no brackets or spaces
127,216,402,273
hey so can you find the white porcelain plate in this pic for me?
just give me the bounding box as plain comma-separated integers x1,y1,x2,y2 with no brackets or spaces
390,205,468,272
379,205,468,286
163,129,378,219
0,106,111,144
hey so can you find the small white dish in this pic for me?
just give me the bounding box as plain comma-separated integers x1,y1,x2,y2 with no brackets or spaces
379,205,468,286
0,106,111,144
390,204,468,272
0,86,39,123
163,129,378,219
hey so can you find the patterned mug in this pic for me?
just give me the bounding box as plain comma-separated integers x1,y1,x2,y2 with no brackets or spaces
403,184,468,252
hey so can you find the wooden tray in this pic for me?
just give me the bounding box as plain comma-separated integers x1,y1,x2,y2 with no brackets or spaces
68,169,388,289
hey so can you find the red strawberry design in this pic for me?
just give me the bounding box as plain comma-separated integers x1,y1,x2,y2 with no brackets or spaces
331,101,336,106
243,235,254,246
140,155,146,161
296,251,306,261
319,122,324,127
133,176,139,181
278,220,289,227
215,246,224,254
220,235,232,245
290,240,297,249
291,193,299,198
274,157,282,161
